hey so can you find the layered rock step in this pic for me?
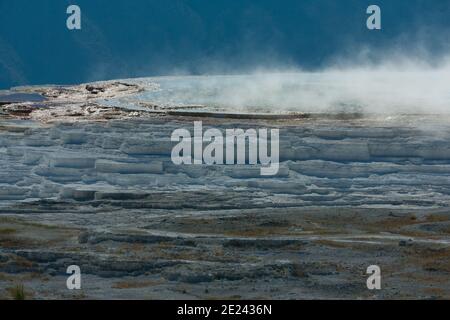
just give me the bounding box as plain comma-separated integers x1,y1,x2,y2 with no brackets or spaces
1,116,450,207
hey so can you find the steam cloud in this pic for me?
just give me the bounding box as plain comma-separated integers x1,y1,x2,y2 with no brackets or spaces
145,56,450,115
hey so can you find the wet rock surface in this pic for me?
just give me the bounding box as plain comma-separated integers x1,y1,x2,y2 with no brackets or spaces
0,207,449,299
0,80,450,299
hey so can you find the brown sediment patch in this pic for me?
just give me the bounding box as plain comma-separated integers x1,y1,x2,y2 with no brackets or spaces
207,294,243,300
309,211,450,239
4,255,35,269
0,228,17,235
0,234,35,248
289,261,343,278
0,217,63,230
403,245,450,273
373,214,419,229
153,243,232,262
0,216,80,249
404,271,450,283
314,239,352,248
221,227,299,237
425,213,450,223
112,279,165,289
151,214,329,237
0,272,13,281
423,287,447,297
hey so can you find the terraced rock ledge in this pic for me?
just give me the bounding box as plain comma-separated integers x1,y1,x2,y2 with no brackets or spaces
0,80,450,299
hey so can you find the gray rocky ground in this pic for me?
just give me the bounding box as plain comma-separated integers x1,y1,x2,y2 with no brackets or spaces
0,80,449,299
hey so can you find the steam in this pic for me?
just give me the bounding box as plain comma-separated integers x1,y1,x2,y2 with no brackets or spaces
138,55,450,115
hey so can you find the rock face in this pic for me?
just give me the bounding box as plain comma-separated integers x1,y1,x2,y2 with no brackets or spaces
2,115,450,207
0,79,450,299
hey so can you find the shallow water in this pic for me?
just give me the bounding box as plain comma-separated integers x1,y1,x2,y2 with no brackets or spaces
0,92,46,103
